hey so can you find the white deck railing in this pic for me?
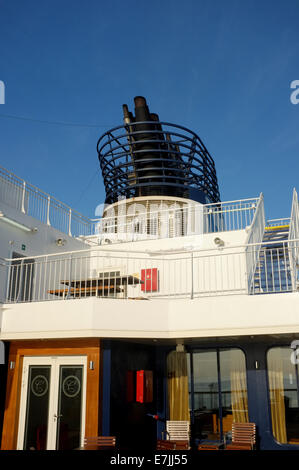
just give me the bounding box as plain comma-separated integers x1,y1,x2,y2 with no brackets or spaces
0,165,259,242
0,166,98,237
202,197,259,233
1,238,298,304
91,197,260,245
266,218,291,227
289,189,299,290
245,193,265,293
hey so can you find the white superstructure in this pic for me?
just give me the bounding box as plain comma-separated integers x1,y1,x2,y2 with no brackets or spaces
0,164,298,451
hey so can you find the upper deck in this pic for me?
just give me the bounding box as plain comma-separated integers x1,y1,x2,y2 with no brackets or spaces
0,162,298,303
0,165,299,341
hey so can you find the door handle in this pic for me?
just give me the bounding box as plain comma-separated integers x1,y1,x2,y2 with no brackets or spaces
54,413,63,421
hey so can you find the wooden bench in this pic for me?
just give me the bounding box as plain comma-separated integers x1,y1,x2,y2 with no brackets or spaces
83,436,116,450
48,285,123,297
157,440,189,450
198,442,223,450
225,423,256,450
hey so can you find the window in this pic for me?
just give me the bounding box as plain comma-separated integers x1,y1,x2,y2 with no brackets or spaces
188,348,248,442
146,217,157,236
98,271,121,279
267,347,299,445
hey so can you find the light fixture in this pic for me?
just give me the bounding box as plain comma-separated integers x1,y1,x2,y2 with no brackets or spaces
55,238,66,247
0,212,36,233
214,237,225,247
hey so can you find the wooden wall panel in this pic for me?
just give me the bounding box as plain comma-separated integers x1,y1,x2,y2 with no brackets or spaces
1,339,101,450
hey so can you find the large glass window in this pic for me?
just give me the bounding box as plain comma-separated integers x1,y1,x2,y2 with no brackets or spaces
191,350,219,440
219,349,248,434
188,348,248,442
267,347,299,445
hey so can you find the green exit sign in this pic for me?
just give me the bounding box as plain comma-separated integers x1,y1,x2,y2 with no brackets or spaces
21,244,26,251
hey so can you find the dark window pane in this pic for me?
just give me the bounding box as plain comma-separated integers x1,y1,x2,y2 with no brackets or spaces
267,347,299,444
188,348,249,443
219,349,248,436
56,366,83,450
23,366,51,450
191,350,219,441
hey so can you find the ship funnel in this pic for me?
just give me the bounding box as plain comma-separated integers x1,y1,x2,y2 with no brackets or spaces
97,97,220,205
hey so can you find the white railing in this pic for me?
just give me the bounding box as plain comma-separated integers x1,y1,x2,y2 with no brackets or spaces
250,239,293,294
289,189,299,290
203,197,259,234
0,166,98,237
1,238,298,305
0,166,259,242
266,218,290,228
244,193,265,293
91,197,260,245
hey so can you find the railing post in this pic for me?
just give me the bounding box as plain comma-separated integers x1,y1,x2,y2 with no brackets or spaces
5,259,11,302
68,209,72,237
190,252,194,299
67,256,73,299
21,181,26,214
46,196,51,226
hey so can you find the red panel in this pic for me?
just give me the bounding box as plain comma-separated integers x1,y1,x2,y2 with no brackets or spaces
136,370,153,403
141,268,158,292
136,370,144,403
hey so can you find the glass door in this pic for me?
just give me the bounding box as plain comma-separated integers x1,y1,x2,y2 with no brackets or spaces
17,356,87,450
55,364,84,450
188,348,248,443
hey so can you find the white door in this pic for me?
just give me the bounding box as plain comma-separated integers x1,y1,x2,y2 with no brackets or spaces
17,356,87,450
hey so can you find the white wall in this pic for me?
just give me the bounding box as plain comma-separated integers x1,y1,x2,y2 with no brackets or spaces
86,229,249,299
0,201,87,259
1,292,299,340
0,201,88,302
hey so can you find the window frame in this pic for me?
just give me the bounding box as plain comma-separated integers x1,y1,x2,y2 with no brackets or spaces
187,346,248,443
266,344,299,446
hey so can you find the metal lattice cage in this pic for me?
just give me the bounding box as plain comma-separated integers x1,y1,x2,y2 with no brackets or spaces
97,120,220,205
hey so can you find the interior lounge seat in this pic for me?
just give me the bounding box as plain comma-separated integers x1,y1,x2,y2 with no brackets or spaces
225,423,256,450
156,420,190,451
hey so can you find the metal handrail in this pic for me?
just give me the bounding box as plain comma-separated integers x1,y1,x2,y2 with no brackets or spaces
288,188,299,289
1,237,299,304
0,165,100,237
245,193,265,293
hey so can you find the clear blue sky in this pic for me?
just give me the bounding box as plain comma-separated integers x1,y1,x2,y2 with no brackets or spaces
0,0,298,220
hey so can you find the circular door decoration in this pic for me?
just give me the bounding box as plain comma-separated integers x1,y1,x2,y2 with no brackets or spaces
62,375,81,398
31,375,49,397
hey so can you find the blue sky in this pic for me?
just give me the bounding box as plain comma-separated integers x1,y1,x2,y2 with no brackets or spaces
0,0,298,220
